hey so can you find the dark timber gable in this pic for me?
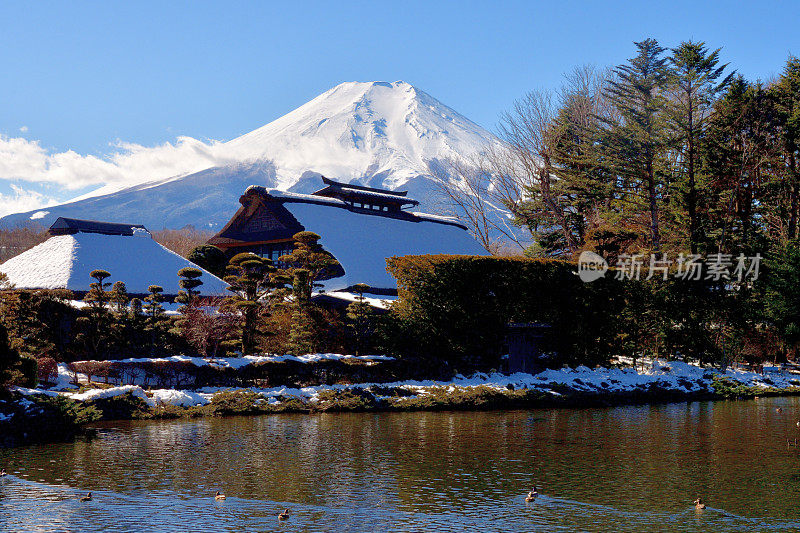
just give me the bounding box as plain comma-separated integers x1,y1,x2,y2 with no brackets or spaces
207,188,305,261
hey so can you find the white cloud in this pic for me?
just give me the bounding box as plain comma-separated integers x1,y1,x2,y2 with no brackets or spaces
0,184,57,218
0,134,242,192
19,126,28,133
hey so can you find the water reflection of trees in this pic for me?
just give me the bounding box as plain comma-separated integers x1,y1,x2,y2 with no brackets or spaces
8,398,800,521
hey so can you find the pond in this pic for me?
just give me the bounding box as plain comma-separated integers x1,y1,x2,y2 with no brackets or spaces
2,397,800,532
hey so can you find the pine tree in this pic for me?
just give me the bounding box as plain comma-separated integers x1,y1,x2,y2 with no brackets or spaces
110,281,129,313
175,267,203,312
278,232,341,301
187,244,227,278
288,305,316,355
667,41,732,253
143,285,166,357
549,66,617,256
277,232,341,354
84,269,112,310
346,283,374,356
76,269,113,359
223,253,277,355
602,38,670,251
703,76,776,251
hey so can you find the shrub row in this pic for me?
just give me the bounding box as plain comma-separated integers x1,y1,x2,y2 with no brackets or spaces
385,254,752,371
67,356,453,390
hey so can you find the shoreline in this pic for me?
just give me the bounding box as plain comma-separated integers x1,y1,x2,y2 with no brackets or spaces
3,358,800,447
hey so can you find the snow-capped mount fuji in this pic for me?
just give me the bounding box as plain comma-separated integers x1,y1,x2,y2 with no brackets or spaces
0,81,495,230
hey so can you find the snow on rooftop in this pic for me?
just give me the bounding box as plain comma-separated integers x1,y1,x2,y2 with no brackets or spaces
271,191,486,290
0,232,228,295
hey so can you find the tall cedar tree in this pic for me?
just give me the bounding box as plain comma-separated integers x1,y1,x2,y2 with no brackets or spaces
602,38,670,251
667,41,732,253
704,77,775,251
550,67,618,256
223,253,277,355
772,56,800,240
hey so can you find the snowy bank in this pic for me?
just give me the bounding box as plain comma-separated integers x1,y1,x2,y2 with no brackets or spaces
12,359,799,410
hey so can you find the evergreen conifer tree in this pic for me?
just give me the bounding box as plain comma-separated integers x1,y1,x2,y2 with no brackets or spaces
602,38,670,251
667,41,732,252
187,244,227,278
277,232,341,354
0,322,20,388
175,267,204,312
110,281,129,313
76,269,113,359
223,253,277,355
346,283,374,356
771,55,800,239
288,305,316,355
84,269,112,309
278,232,341,300
143,285,167,356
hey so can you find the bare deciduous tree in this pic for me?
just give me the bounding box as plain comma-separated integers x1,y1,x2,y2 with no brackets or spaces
432,67,611,257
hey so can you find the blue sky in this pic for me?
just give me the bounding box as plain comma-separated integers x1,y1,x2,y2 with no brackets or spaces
0,1,795,213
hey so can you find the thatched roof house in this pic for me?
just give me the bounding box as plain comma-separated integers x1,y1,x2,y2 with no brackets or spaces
208,177,486,293
0,217,227,297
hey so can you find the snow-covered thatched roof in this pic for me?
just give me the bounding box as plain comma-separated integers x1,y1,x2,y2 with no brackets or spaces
0,230,227,296
264,189,487,291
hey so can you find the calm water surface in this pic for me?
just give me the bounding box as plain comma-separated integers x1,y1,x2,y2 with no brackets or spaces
2,397,800,532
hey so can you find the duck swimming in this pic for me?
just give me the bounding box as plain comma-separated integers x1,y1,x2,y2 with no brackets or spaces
525,486,539,502
278,508,290,520
693,498,705,510
215,491,226,501
80,492,92,502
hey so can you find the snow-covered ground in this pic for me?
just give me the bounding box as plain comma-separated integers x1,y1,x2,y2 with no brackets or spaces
4,358,799,415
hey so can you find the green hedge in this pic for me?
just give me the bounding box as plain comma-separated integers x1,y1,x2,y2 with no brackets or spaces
384,254,750,371
385,254,627,370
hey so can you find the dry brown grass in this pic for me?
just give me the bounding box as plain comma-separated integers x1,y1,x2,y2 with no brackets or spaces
0,225,212,263
0,224,48,263
150,228,214,257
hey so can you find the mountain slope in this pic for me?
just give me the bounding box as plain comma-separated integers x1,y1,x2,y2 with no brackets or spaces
0,81,494,230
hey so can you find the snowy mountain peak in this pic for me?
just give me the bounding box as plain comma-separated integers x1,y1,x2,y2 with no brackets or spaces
224,80,492,191
0,81,495,231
